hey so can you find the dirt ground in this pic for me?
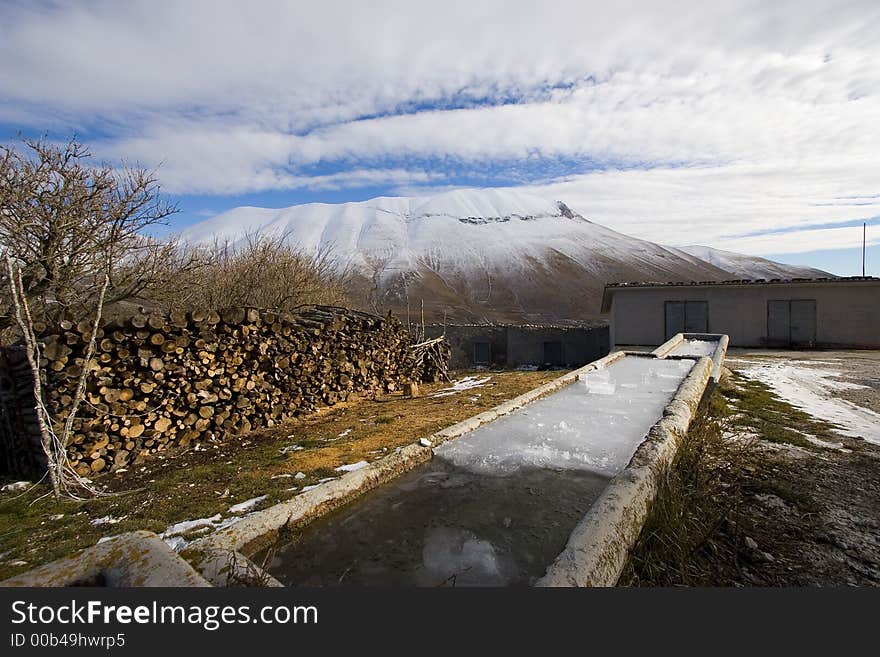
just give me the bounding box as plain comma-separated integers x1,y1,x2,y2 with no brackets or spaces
725,350,880,585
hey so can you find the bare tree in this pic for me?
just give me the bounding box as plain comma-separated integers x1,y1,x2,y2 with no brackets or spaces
362,251,393,315
0,137,178,336
1,137,177,497
148,230,350,313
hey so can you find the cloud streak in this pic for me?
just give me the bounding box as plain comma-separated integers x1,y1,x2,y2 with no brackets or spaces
1,1,879,255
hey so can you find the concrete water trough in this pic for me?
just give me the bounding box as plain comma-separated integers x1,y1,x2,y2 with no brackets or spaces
651,332,729,393
188,333,727,588
2,334,727,588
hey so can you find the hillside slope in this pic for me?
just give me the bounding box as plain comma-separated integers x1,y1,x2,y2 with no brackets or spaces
182,189,823,323
674,245,832,280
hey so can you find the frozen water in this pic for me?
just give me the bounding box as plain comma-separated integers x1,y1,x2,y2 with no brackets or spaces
667,339,718,358
420,527,507,586
265,355,696,587
263,461,608,587
435,357,695,477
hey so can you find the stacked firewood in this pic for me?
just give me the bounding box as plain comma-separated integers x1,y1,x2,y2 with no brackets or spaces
29,305,446,476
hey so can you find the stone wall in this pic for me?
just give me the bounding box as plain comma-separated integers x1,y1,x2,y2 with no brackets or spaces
424,323,609,369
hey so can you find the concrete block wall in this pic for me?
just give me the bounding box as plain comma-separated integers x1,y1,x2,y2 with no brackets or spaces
609,281,880,348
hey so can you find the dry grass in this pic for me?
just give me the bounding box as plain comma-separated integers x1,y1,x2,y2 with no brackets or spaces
619,392,750,586
620,371,850,587
0,368,564,580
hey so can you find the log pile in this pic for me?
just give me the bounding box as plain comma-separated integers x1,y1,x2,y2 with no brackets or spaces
11,305,449,477
407,337,452,383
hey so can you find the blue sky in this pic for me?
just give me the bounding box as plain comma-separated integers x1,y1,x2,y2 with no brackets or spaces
2,1,879,275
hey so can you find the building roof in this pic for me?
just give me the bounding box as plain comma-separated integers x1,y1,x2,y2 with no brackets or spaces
601,276,880,312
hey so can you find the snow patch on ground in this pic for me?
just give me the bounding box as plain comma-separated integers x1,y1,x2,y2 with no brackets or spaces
1,481,31,493
159,512,254,552
162,514,222,537
335,460,368,473
737,361,880,445
228,495,268,514
805,436,851,452
431,376,492,397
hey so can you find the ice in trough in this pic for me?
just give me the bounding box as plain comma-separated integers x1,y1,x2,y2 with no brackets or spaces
667,339,718,358
436,357,694,478
264,356,695,587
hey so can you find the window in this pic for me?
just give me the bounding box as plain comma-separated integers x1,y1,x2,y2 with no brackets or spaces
473,341,491,365
665,300,708,339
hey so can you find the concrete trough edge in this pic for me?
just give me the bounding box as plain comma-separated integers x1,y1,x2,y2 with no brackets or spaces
708,334,729,385
650,333,686,358
186,351,628,584
534,355,714,587
674,332,728,385
653,332,728,386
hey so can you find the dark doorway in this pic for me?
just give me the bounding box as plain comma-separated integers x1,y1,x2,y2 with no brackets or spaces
665,300,708,339
543,341,564,366
473,341,491,365
768,300,816,346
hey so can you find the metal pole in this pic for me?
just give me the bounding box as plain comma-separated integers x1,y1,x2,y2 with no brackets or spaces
863,222,867,277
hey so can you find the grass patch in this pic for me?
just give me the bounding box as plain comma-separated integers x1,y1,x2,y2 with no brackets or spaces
621,368,846,586
619,396,748,586
0,368,565,580
723,374,843,449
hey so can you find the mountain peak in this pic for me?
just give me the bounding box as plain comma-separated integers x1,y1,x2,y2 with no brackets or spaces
181,187,826,323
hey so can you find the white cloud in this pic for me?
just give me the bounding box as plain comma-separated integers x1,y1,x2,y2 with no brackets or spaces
1,1,879,254
520,162,880,254
707,224,878,256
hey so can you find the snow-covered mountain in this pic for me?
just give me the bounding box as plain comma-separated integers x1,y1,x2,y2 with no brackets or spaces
181,188,827,323
673,245,831,280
